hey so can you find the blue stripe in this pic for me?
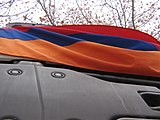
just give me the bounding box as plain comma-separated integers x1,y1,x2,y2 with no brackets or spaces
0,29,38,40
69,33,158,51
0,28,158,51
0,28,82,46
25,28,82,46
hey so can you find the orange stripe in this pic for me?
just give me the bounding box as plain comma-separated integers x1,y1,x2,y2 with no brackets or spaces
0,37,160,77
66,42,160,76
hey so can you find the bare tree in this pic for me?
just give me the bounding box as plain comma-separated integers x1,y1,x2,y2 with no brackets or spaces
37,0,56,25
0,0,38,26
131,0,136,29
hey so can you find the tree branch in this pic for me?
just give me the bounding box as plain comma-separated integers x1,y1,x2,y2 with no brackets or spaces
37,0,55,25
131,0,136,29
118,0,127,27
75,0,91,24
135,0,159,20
0,4,37,17
103,0,123,27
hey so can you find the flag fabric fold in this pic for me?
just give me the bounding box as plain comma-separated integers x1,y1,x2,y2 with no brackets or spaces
0,25,160,77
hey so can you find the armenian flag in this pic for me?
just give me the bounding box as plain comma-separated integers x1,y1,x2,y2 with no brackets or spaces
0,25,160,77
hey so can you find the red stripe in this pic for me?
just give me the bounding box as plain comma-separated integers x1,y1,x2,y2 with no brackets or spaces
13,26,81,35
14,25,160,45
13,25,160,50
56,25,160,44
